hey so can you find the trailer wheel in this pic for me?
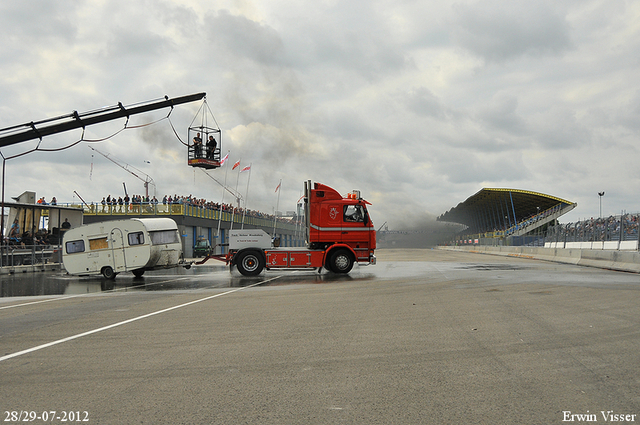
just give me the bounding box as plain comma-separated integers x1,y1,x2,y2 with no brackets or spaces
329,249,354,274
236,250,265,276
102,266,117,280
132,269,145,278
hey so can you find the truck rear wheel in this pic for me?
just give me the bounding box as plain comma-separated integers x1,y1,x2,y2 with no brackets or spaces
329,249,354,274
236,250,265,276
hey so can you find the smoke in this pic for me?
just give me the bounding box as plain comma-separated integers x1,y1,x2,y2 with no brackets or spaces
140,119,180,151
376,209,463,248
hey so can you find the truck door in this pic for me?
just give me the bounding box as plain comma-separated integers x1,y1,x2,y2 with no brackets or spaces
317,203,343,243
342,204,372,247
110,228,127,272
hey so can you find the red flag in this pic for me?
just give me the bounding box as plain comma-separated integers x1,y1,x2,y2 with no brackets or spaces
241,165,251,172
232,160,240,170
220,153,229,166
275,182,281,192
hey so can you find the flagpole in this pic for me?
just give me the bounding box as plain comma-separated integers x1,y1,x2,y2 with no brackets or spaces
216,151,230,254
230,159,241,231
273,179,282,236
241,163,252,229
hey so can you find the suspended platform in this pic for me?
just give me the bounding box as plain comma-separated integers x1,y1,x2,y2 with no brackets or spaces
187,99,222,170
188,156,221,169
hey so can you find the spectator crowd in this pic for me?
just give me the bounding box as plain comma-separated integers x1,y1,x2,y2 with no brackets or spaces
93,193,299,225
546,214,640,243
4,191,300,248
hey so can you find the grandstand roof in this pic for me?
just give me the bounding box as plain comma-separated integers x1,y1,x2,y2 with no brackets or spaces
437,188,575,231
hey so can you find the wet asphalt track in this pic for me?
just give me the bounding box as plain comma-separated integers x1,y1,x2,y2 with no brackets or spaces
1,249,639,424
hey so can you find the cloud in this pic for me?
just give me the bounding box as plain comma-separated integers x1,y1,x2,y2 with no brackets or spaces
452,0,572,62
0,2,78,43
404,87,450,119
0,0,639,230
475,94,528,136
204,10,288,67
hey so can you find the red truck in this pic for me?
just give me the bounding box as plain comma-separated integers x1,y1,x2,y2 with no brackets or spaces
201,180,376,276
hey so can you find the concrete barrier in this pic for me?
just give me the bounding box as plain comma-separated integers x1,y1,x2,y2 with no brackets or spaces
440,245,640,273
604,241,620,250
0,263,61,275
620,241,638,250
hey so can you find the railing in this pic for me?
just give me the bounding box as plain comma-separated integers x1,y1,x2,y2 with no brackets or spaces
1,244,61,267
82,202,182,216
78,202,299,231
447,213,640,250
544,214,640,245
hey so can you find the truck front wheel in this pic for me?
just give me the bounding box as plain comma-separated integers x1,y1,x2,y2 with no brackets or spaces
236,250,265,276
329,249,354,274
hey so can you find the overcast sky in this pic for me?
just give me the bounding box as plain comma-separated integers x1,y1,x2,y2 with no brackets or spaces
1,0,638,230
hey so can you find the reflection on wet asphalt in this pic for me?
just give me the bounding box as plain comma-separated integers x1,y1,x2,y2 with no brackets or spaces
3,257,637,298
0,264,379,298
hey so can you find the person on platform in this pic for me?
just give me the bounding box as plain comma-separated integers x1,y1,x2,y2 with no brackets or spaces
207,135,217,159
193,132,203,158
9,219,20,238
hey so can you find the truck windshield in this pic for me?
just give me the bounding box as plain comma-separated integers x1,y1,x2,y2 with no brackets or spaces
344,205,366,222
149,230,180,245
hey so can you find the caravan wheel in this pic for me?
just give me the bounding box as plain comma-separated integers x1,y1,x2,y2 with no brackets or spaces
102,266,117,280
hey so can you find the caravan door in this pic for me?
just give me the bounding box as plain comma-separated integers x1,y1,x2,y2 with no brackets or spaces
110,228,127,272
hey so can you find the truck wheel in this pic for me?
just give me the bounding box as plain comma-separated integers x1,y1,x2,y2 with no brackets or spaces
102,266,117,280
329,249,354,274
236,250,265,276
132,269,145,278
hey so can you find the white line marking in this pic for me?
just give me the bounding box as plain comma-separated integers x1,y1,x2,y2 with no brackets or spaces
0,277,192,311
0,275,282,362
0,293,92,310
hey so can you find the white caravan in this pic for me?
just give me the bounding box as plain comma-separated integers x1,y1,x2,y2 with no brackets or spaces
63,218,183,279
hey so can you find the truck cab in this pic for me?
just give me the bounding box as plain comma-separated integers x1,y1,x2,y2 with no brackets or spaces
306,181,376,263
203,181,376,276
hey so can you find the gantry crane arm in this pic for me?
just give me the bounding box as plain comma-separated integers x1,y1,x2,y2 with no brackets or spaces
89,146,156,197
200,169,243,207
0,93,206,148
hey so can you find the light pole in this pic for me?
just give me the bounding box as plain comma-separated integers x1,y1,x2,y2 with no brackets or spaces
598,192,605,218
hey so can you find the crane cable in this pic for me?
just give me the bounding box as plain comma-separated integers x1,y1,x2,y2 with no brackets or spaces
0,107,176,162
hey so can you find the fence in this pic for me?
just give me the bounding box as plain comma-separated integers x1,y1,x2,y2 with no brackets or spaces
1,244,61,268
544,214,639,246
448,213,640,250
80,202,299,231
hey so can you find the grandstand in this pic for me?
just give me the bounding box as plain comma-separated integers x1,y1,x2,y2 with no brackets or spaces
437,188,576,246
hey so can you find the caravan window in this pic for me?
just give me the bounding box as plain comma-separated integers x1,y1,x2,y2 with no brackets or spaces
89,237,108,250
128,232,145,246
149,230,180,245
66,240,85,254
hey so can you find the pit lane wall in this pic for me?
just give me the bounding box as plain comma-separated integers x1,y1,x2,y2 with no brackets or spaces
439,242,640,273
